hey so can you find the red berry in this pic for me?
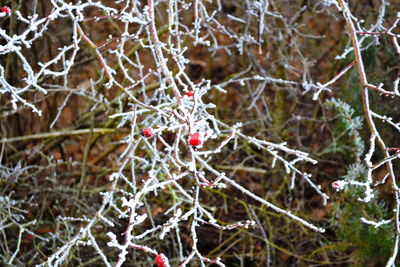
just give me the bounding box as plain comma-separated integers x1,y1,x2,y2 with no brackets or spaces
142,127,154,138
1,6,10,15
189,132,202,147
331,181,340,189
186,91,193,97
155,254,166,267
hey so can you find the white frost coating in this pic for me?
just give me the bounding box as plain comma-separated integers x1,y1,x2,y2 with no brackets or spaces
14,0,400,265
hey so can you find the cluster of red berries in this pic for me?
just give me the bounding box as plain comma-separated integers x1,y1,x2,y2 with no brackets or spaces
141,128,203,147
141,91,202,146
